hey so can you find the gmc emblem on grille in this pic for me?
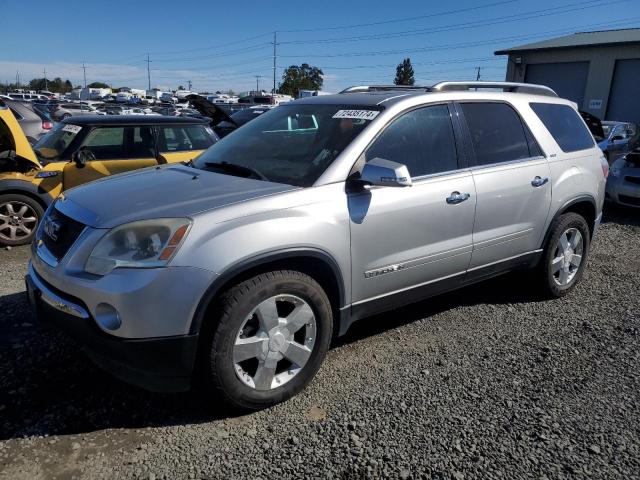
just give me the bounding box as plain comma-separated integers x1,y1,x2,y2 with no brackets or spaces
43,217,62,242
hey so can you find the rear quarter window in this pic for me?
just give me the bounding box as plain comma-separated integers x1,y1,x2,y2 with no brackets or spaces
529,103,595,153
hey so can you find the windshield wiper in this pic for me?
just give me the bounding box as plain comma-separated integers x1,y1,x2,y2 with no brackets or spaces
203,161,267,181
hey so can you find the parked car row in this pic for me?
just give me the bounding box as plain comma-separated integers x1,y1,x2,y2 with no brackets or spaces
0,102,217,246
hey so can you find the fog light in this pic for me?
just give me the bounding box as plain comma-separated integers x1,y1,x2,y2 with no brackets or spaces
95,303,121,331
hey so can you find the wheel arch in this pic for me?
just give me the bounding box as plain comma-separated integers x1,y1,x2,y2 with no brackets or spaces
540,195,597,251
0,179,53,210
189,248,346,338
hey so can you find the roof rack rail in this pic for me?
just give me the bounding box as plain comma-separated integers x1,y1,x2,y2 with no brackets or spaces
340,85,430,94
430,81,557,97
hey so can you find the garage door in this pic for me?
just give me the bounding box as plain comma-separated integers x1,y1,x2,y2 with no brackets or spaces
606,58,640,124
524,62,589,106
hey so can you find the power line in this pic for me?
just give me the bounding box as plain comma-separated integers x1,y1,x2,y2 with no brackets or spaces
278,0,520,32
148,32,273,56
278,0,624,45
279,17,640,58
150,43,270,63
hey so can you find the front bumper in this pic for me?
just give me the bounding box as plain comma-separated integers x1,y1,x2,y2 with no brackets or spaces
606,175,640,208
26,264,199,392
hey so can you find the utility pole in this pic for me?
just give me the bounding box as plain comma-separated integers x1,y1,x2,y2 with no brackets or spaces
272,31,277,94
188,80,192,91
146,53,151,91
82,62,87,88
255,75,262,92
43,67,48,91
475,66,481,81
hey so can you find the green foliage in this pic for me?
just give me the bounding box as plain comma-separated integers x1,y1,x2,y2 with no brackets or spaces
277,64,323,98
87,82,110,89
5,77,74,94
394,58,415,86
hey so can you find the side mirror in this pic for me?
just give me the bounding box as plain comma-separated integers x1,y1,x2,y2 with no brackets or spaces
611,135,625,142
357,157,412,188
71,147,95,168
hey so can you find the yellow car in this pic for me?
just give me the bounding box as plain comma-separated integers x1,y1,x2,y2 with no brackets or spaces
0,103,216,246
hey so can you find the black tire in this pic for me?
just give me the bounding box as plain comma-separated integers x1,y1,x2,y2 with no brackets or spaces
0,194,44,246
538,212,591,298
201,270,333,411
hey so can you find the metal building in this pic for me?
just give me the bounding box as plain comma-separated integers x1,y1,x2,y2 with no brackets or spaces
495,29,640,123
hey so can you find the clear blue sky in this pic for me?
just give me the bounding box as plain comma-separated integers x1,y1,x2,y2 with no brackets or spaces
1,0,638,93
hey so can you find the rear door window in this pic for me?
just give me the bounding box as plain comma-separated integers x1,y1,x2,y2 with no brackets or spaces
460,102,534,166
529,103,595,152
158,125,214,152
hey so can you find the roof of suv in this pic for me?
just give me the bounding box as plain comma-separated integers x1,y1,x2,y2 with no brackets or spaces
61,115,210,126
294,82,561,108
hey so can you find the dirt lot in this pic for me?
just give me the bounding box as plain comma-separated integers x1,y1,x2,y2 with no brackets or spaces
0,206,638,480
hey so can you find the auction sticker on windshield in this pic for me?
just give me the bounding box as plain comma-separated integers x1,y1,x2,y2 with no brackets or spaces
332,110,380,120
62,124,82,134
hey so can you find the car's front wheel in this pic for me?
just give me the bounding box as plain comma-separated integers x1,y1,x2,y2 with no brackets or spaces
202,270,333,411
0,194,44,246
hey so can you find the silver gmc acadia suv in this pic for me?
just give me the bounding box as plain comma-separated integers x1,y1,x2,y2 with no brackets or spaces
26,82,608,410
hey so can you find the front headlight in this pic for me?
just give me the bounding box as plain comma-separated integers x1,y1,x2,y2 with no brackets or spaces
85,218,191,276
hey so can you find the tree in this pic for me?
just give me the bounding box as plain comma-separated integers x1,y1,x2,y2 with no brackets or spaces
178,85,185,90
277,64,323,98
394,58,415,86
87,81,109,88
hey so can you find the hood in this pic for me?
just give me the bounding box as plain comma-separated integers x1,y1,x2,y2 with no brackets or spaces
579,111,605,141
60,164,297,228
0,107,40,169
186,95,237,127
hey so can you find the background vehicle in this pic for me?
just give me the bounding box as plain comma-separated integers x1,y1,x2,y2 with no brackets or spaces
215,106,271,137
598,121,638,163
8,92,50,101
606,141,640,207
25,82,605,411
4,99,52,143
54,102,104,120
0,113,216,245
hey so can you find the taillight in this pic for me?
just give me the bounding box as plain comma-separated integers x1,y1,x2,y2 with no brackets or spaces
600,156,609,179
42,121,53,130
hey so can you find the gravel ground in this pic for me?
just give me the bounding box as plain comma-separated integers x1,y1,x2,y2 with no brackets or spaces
0,206,638,480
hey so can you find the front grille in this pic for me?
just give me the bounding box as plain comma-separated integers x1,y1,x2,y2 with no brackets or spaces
618,194,640,207
624,176,640,186
40,207,86,261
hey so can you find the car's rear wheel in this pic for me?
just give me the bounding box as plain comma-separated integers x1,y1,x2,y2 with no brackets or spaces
538,212,590,298
0,194,44,246
201,270,333,411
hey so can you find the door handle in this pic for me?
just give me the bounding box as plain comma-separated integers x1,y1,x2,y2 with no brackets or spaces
531,176,549,187
446,191,471,204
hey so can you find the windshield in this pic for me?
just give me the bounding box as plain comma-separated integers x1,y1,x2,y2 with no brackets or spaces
193,104,380,187
33,123,81,161
602,124,613,136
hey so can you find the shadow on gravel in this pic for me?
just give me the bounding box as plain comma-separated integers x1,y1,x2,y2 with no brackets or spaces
602,204,640,227
0,270,537,440
337,271,541,348
0,291,240,441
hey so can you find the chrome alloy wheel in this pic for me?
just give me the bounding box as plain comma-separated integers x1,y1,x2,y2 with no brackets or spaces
233,294,316,391
0,201,38,242
551,227,584,286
